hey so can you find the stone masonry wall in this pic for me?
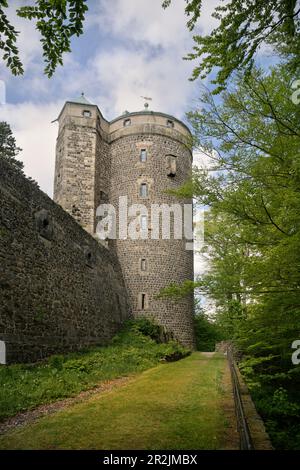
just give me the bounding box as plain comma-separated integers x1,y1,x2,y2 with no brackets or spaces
110,129,196,349
54,114,98,234
0,158,130,364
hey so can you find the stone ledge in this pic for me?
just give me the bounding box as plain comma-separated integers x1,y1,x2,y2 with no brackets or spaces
233,361,274,450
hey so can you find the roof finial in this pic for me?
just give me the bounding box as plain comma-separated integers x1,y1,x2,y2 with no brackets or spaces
140,96,152,111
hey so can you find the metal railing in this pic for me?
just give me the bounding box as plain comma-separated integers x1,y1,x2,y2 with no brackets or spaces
227,347,254,450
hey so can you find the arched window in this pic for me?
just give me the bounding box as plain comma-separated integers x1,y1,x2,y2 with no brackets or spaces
140,183,148,198
124,118,131,127
166,119,174,128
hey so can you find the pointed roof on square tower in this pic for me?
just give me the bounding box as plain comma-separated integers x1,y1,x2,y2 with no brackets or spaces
71,92,93,105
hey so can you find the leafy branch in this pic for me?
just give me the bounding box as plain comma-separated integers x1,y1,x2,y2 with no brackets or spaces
0,0,88,77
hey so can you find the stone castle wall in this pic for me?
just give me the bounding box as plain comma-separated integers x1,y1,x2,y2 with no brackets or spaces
0,158,130,363
54,103,196,350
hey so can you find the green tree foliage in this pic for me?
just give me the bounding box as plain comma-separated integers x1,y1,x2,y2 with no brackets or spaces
163,0,300,92
0,121,23,170
159,63,300,447
163,0,300,449
185,65,300,448
0,0,88,76
194,305,223,351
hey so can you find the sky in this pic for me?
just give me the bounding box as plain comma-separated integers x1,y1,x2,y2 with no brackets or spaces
0,0,223,277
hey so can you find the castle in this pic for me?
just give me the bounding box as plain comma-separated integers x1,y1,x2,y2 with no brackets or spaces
0,95,195,364
53,95,196,349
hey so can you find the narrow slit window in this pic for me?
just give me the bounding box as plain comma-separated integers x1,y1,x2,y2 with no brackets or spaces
140,149,147,162
141,258,147,271
138,292,148,310
140,183,148,198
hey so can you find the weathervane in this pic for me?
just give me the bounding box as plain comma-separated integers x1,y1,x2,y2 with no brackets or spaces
140,96,152,110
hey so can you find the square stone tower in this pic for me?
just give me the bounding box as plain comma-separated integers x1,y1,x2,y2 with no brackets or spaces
54,94,110,234
54,95,196,349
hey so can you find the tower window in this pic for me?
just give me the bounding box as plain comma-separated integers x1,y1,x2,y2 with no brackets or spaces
141,258,147,271
124,118,131,127
140,183,148,198
167,119,174,128
99,191,108,203
140,149,147,162
83,110,92,117
140,215,148,231
166,155,177,177
139,293,148,310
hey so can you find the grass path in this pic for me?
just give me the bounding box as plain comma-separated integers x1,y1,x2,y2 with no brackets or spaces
0,353,239,450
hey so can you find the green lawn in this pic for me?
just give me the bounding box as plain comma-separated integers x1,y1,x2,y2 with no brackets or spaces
0,353,237,450
0,321,188,420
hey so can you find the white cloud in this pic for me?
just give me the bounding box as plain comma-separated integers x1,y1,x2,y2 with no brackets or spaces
0,101,61,196
85,0,195,118
91,0,190,52
90,47,194,118
91,0,219,50
87,0,220,119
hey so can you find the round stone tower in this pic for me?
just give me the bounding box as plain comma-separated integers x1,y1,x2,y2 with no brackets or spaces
54,98,196,349
109,109,196,349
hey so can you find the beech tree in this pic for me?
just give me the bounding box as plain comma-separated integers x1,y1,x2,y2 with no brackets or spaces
161,65,300,448
0,0,88,76
163,0,300,92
